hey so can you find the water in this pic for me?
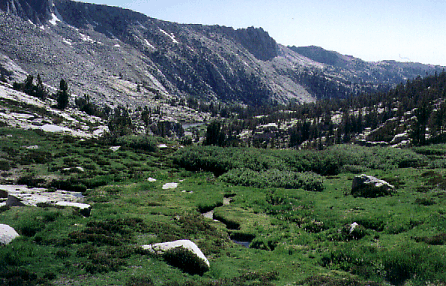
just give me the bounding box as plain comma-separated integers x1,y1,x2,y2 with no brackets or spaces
231,239,251,248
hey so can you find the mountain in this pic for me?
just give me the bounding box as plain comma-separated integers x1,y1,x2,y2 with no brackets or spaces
0,0,444,109
290,45,443,92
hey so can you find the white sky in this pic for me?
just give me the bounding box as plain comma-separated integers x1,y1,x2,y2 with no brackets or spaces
85,0,446,66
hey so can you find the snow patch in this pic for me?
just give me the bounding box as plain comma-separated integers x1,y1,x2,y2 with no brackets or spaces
62,38,72,46
159,29,179,44
49,13,61,26
114,44,121,48
79,33,94,43
144,39,155,49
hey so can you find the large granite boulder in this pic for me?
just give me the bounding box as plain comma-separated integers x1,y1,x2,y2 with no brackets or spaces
142,239,210,273
0,224,19,245
351,174,395,198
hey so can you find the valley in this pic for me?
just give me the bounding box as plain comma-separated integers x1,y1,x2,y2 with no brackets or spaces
0,0,446,285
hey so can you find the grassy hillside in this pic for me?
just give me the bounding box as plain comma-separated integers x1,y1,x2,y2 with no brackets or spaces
1,127,446,285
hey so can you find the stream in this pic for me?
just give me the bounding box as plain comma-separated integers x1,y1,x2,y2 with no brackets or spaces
201,196,252,248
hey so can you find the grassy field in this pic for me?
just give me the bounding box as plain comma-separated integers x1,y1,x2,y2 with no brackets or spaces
1,127,446,285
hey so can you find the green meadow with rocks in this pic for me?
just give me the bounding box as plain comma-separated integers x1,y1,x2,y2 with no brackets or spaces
0,127,446,286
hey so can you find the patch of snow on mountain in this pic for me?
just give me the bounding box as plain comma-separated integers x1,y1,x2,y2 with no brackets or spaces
159,29,179,44
63,38,72,46
79,33,94,43
144,39,155,49
49,13,60,26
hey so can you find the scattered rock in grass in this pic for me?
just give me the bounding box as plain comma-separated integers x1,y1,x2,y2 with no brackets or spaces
25,145,39,150
55,201,91,216
142,239,210,268
109,146,121,152
351,174,395,198
162,183,178,190
147,177,157,182
349,222,359,234
0,224,19,245
158,144,168,149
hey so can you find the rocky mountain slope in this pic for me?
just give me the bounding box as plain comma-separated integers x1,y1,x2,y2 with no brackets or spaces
0,0,444,109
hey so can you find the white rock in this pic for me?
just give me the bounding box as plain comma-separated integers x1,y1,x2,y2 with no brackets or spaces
25,145,39,150
142,239,209,267
110,146,121,152
158,144,168,149
147,177,157,182
55,201,91,216
162,183,178,190
349,222,359,234
0,224,19,245
351,174,395,197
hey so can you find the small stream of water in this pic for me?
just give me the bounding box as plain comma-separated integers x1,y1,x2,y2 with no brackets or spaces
201,196,252,248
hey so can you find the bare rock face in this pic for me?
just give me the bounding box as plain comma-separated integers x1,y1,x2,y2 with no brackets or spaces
0,224,19,245
351,174,395,198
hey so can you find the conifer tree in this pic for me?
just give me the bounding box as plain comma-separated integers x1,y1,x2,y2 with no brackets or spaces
56,79,70,110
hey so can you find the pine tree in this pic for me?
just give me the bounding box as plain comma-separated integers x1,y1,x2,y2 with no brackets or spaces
56,79,70,110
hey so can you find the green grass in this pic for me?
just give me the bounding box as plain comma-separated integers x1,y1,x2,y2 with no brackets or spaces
1,127,446,285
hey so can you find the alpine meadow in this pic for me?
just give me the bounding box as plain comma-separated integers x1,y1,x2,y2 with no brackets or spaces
0,0,446,285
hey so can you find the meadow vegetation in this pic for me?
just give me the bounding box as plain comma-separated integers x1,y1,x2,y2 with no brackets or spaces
0,127,446,285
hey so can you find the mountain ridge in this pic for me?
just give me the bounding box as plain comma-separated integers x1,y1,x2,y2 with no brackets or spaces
0,0,444,109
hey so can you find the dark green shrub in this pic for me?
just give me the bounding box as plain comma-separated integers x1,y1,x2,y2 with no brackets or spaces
50,179,87,193
300,275,380,286
55,249,70,258
19,220,44,237
16,174,47,187
162,246,209,275
415,197,436,206
0,159,11,171
219,168,324,191
115,135,158,152
126,276,155,286
414,233,446,245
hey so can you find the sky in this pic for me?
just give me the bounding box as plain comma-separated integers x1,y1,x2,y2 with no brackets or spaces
85,0,446,66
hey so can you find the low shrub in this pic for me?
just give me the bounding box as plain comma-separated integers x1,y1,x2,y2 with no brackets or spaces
219,168,324,191
162,246,209,275
414,233,446,245
115,135,158,152
19,220,44,237
0,159,11,171
126,276,155,286
300,275,381,286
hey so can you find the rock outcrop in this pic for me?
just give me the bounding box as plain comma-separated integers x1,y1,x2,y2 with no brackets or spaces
0,224,19,245
351,174,395,198
0,185,91,215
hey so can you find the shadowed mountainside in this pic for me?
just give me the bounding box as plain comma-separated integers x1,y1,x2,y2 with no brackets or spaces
0,0,443,108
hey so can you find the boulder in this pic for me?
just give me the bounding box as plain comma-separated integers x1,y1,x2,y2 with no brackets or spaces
162,183,178,190
142,239,210,268
0,224,19,245
55,201,91,216
351,174,395,198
